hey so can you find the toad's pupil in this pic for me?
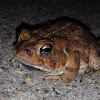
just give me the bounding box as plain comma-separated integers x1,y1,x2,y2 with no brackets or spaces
43,48,51,52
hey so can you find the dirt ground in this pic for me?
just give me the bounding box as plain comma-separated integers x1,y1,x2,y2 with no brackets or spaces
0,0,100,100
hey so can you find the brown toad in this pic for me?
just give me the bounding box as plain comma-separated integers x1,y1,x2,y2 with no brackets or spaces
14,17,100,83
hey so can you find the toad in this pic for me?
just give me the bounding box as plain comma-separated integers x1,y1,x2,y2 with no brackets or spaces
14,17,100,83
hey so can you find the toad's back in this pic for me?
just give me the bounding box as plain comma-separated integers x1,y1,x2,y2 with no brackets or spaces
30,18,97,63
31,18,95,43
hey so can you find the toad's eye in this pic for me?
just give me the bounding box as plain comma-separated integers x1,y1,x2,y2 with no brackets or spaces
39,44,53,58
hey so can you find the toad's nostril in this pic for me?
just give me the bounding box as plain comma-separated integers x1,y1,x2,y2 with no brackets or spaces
25,48,30,53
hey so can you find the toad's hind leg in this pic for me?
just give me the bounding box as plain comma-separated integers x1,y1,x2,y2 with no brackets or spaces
89,45,100,70
61,51,80,83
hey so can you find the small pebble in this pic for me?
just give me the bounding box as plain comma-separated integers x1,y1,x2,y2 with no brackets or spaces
35,89,40,92
27,81,32,85
26,77,31,81
96,85,100,87
9,62,14,67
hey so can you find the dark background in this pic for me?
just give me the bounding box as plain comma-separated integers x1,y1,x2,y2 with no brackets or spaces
0,0,100,37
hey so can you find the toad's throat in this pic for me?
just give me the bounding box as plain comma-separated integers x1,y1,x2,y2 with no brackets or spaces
15,57,68,76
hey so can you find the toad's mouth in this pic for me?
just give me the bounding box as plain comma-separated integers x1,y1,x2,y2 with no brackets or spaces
15,56,68,76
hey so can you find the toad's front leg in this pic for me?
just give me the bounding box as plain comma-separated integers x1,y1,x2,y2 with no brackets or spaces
61,51,80,83
44,51,80,83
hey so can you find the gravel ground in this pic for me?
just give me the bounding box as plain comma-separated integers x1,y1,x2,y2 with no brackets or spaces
0,0,100,100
